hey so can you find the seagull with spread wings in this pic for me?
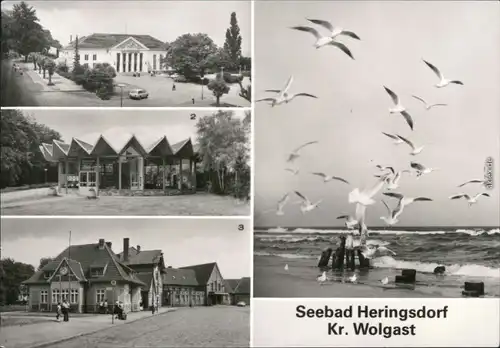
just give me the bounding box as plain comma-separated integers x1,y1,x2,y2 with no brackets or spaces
359,244,397,259
384,86,414,131
411,162,438,177
262,192,292,216
306,18,361,41
458,179,486,188
386,170,411,190
311,172,349,184
336,215,359,229
449,193,490,207
422,59,464,88
295,191,322,213
348,176,387,206
412,95,448,110
290,22,356,59
256,75,318,107
381,192,433,224
285,168,300,175
397,135,425,155
382,132,404,145
287,141,319,162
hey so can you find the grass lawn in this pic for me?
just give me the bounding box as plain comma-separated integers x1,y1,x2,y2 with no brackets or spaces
1,192,250,216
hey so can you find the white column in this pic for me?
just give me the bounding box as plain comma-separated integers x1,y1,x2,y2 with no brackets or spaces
65,160,69,194
162,158,166,191
58,162,63,191
139,157,144,190
133,53,137,72
178,159,183,191
123,53,127,72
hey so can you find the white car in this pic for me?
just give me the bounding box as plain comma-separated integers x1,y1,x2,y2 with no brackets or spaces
237,301,246,307
129,89,149,100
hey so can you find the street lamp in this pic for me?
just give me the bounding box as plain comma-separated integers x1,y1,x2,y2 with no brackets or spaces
44,168,48,183
115,83,126,107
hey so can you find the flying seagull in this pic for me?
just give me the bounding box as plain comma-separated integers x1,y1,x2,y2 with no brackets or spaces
449,193,490,206
276,192,290,216
412,95,448,110
411,162,438,177
397,135,425,155
382,132,404,145
458,179,485,188
290,25,355,59
306,18,361,40
381,193,432,225
311,172,349,184
386,170,411,190
380,199,404,226
422,59,464,88
348,176,387,206
287,141,319,162
256,75,318,107
295,191,322,213
285,168,300,175
383,192,433,206
384,86,414,131
336,215,358,229
360,244,396,259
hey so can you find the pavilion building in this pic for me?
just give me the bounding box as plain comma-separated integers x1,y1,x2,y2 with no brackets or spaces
39,134,199,197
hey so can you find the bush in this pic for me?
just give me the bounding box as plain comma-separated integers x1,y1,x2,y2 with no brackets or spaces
174,75,188,83
56,62,68,73
216,72,243,84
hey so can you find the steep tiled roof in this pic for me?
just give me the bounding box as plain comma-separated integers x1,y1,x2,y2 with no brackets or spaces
224,279,240,293
179,262,216,286
63,33,169,50
234,277,250,294
118,249,163,266
163,268,199,286
23,242,144,286
24,258,87,284
136,272,154,288
40,135,195,162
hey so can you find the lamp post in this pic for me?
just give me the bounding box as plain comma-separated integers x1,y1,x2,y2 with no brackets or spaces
44,168,48,183
116,83,126,107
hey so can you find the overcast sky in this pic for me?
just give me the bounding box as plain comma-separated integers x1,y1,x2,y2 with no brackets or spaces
28,109,245,149
1,218,250,278
2,0,251,56
254,1,500,228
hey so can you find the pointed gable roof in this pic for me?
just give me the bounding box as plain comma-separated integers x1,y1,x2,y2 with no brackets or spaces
171,138,194,158
119,135,148,157
147,136,174,157
224,279,240,293
233,277,250,294
179,262,217,286
91,135,118,156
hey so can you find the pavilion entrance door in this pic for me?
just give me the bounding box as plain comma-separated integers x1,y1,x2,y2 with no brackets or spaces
128,157,143,190
79,171,97,196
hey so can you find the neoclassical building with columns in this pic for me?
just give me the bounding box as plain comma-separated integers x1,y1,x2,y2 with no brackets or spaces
58,33,170,73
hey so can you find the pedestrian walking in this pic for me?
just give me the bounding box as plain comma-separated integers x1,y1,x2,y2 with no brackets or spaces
104,299,108,314
56,302,62,321
172,83,176,91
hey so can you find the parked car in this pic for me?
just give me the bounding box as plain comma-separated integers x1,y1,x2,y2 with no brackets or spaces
237,301,246,307
129,89,149,100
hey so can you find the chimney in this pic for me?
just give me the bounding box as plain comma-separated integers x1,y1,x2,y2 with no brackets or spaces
123,238,129,261
106,242,112,249
98,239,105,249
136,245,141,253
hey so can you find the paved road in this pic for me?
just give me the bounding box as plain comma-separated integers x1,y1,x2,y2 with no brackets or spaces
1,60,249,107
48,306,250,348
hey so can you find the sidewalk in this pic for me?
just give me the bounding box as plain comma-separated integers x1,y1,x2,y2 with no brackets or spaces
20,62,84,92
0,307,177,348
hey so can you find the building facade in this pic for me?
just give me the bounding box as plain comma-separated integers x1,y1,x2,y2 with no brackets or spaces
162,268,205,307
117,239,165,310
22,239,146,313
180,262,231,306
39,135,198,197
58,33,169,73
228,277,250,305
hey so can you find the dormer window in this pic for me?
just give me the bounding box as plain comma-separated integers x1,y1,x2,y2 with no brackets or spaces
44,272,53,279
90,267,105,277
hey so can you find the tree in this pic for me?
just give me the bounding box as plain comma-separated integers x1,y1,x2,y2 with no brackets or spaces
0,109,61,188
72,35,81,74
10,2,49,61
238,80,251,103
207,78,230,107
1,10,16,57
223,12,242,70
45,58,56,85
38,257,53,270
195,110,249,196
167,33,218,79
0,258,35,305
239,56,251,71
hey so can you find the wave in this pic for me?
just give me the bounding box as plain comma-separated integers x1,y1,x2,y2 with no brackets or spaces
256,235,389,247
372,256,500,279
254,251,316,259
258,227,500,236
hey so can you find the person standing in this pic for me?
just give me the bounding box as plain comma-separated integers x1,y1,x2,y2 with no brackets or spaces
56,302,62,322
104,299,108,314
62,299,70,322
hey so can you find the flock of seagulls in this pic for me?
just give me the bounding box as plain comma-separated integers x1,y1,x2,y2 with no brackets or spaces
260,15,493,286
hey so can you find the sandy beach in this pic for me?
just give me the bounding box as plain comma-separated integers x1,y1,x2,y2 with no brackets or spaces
253,255,500,298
